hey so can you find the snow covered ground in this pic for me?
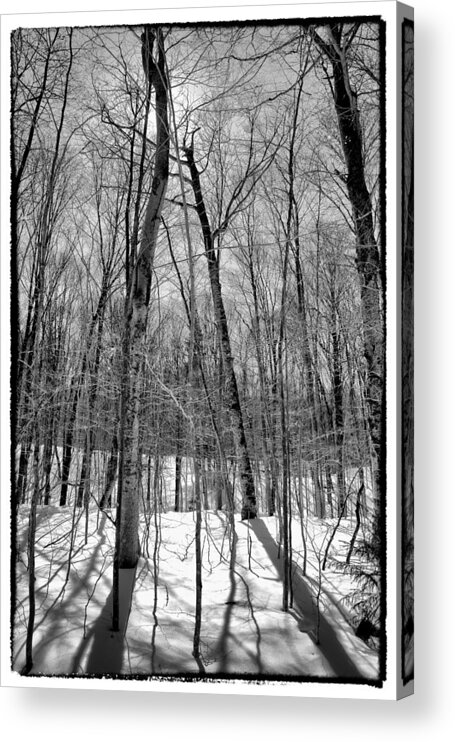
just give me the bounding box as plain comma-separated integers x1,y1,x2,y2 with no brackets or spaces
12,504,379,683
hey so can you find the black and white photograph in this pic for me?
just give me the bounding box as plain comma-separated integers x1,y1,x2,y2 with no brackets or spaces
3,1,413,699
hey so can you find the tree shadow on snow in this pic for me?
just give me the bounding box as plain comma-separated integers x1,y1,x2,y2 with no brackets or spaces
17,512,136,677
14,512,113,674
80,566,136,676
246,518,371,680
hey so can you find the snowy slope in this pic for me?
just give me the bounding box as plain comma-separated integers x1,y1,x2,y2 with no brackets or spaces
12,506,378,682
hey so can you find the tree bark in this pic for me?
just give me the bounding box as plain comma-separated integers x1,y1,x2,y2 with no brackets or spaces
100,435,118,509
117,26,170,568
184,144,257,520
329,275,346,516
314,24,384,504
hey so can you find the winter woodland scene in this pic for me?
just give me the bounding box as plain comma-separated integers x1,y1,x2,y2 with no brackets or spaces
10,17,399,686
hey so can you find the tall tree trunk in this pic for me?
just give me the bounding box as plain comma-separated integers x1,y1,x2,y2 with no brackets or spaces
325,464,334,518
246,242,277,515
173,356,183,512
76,304,105,508
153,451,162,510
24,436,40,674
16,436,32,506
164,220,234,518
100,434,118,509
278,224,292,610
314,24,384,505
117,26,170,568
184,145,257,520
293,220,323,517
330,277,346,516
174,452,182,512
42,362,56,507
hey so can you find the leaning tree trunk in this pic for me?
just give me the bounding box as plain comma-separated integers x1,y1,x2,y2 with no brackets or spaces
314,24,385,506
184,144,257,520
117,27,170,568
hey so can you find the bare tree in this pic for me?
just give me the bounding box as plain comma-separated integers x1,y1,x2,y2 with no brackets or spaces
183,139,257,520
116,26,170,573
313,23,384,506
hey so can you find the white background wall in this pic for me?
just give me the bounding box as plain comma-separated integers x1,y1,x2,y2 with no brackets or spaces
1,0,453,739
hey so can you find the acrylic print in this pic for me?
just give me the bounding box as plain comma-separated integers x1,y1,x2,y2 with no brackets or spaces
3,2,411,699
